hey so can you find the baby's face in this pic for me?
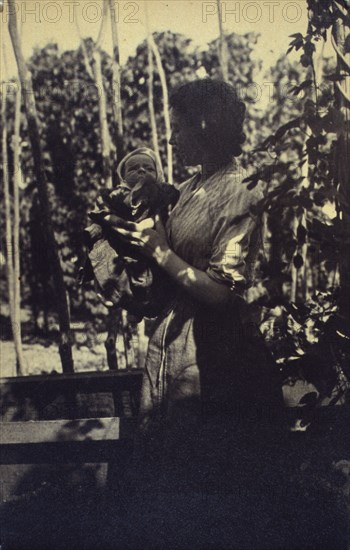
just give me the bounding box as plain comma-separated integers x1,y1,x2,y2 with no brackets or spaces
123,154,157,187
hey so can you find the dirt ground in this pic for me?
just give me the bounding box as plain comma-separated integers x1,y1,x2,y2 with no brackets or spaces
0,304,323,408
0,305,143,377
1,308,349,548
0,335,128,377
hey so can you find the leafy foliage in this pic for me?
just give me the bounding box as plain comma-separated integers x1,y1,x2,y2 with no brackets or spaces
1,19,349,401
1,31,264,326
247,1,350,403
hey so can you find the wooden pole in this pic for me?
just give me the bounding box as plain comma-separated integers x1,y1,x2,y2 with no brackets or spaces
105,0,125,370
8,0,74,373
217,0,229,81
148,33,173,183
75,5,113,189
2,81,17,371
108,0,124,160
91,48,113,189
12,81,26,375
75,17,94,80
2,42,25,375
75,8,119,369
145,2,161,160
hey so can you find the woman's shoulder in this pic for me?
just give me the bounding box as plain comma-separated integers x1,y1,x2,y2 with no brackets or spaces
208,162,264,216
174,172,199,191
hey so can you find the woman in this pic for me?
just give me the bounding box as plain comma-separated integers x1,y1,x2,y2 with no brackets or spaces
105,79,284,546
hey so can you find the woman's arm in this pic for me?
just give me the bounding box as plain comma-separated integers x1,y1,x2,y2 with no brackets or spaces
155,248,235,307
103,214,236,308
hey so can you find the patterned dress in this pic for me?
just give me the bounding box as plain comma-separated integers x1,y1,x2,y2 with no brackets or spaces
133,160,284,520
127,160,329,550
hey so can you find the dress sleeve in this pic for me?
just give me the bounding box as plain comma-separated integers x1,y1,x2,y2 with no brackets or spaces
206,186,262,291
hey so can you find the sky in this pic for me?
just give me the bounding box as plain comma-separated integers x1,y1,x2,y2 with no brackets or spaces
1,1,333,109
2,1,309,67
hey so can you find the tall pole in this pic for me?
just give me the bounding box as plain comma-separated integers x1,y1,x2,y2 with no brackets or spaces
145,1,161,160
12,81,26,374
108,0,124,160
217,0,229,81
8,0,74,373
148,33,173,183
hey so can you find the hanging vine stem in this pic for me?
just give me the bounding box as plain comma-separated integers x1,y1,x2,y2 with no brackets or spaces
311,62,319,115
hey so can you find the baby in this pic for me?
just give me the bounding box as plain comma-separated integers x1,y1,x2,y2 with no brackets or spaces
80,148,179,318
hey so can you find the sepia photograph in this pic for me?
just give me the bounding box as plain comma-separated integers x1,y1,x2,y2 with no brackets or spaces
0,0,349,548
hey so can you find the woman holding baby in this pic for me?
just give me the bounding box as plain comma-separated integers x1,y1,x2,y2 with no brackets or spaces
105,79,285,547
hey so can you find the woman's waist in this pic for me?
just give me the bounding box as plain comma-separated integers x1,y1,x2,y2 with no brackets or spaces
153,286,246,330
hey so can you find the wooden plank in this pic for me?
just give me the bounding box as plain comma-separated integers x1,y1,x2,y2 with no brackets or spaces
0,417,136,465
0,371,143,421
0,440,133,464
0,418,121,444
0,369,143,396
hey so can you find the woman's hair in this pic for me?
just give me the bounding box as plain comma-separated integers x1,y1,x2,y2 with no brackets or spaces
169,78,246,160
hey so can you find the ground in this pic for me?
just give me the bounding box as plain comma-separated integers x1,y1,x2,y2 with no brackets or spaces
0,305,340,407
1,334,122,377
1,305,349,549
0,305,144,377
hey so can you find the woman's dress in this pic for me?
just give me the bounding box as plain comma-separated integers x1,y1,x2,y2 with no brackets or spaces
131,161,285,547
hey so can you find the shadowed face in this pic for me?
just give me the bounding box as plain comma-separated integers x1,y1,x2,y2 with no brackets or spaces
169,109,204,166
123,154,157,187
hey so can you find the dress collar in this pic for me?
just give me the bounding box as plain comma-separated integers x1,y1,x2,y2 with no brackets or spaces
193,158,240,191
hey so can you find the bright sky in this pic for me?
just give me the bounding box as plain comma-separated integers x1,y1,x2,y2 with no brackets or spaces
1,1,332,108
1,1,309,67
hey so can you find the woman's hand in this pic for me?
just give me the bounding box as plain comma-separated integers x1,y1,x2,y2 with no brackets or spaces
103,214,171,264
103,213,236,307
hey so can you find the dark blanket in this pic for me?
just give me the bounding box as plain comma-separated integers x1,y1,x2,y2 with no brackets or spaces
80,182,179,318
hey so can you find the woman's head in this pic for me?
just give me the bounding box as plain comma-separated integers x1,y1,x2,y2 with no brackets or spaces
169,79,246,166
